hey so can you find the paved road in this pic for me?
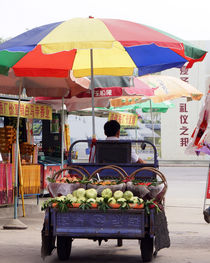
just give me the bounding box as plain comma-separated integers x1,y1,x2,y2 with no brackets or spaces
0,166,209,263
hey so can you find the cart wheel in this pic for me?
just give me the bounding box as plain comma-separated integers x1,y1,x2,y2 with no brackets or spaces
41,223,55,259
117,239,123,247
57,236,72,261
140,235,154,262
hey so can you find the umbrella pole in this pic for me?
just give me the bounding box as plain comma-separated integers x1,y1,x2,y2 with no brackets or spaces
14,85,21,219
90,49,96,138
135,123,138,151
3,82,27,229
149,99,155,145
61,96,64,171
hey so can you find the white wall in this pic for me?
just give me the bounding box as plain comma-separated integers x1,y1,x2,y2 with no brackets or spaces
161,40,210,161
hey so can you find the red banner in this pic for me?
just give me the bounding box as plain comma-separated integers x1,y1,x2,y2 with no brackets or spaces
77,87,123,98
206,166,210,199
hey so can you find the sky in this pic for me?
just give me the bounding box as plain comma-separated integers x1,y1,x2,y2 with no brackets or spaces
0,0,209,41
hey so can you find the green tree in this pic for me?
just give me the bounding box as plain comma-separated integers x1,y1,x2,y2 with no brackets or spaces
0,37,7,44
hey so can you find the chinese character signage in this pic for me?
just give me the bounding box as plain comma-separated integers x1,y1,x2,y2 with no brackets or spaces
0,100,52,120
179,66,190,148
108,111,138,127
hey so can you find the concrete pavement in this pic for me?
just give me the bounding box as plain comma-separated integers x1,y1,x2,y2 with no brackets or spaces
0,166,210,263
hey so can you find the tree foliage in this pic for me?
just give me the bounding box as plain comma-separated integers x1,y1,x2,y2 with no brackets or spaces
0,37,6,44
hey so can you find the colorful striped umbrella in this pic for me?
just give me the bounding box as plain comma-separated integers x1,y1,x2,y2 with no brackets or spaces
110,100,175,113
109,74,203,145
34,81,155,111
0,17,207,79
0,17,206,137
110,75,203,107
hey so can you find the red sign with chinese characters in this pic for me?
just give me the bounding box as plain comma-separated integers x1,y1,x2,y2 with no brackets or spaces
77,87,122,98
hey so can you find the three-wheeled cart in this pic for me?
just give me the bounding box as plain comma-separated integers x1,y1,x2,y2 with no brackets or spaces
41,140,170,262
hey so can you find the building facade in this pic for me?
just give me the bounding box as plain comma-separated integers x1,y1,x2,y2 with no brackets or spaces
161,40,210,161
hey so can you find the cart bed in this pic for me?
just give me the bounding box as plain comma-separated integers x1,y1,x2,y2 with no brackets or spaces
51,208,148,238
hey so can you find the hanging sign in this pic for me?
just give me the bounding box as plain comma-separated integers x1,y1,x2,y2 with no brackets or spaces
108,111,138,127
0,100,52,120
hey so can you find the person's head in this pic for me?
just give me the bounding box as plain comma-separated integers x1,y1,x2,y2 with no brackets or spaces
104,120,120,137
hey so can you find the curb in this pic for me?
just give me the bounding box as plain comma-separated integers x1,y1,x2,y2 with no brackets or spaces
159,161,209,167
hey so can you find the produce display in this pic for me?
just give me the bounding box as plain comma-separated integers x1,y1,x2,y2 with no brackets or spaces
54,175,80,184
48,173,164,200
48,173,84,184
42,187,161,213
44,165,166,214
86,179,126,196
47,173,89,197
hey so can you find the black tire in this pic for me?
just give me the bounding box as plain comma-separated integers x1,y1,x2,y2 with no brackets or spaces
117,239,123,247
41,223,55,259
140,235,154,262
57,236,72,261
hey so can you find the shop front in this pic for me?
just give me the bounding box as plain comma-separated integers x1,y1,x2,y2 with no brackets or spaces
0,99,52,205
38,112,69,195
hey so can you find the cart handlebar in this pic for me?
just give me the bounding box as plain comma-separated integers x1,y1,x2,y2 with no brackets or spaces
68,139,158,167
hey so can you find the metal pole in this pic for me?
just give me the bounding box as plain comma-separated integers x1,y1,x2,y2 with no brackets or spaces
14,83,22,219
135,122,138,151
90,49,96,138
61,96,64,170
149,99,155,145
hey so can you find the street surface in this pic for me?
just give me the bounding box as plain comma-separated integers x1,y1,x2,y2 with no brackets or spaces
0,166,210,263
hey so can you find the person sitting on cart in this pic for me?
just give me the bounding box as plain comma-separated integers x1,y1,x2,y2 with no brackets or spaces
104,120,145,164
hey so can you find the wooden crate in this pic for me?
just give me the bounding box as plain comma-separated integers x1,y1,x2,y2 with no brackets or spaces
0,126,16,162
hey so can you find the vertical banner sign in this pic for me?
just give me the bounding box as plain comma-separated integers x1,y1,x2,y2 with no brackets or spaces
206,166,210,199
179,66,190,148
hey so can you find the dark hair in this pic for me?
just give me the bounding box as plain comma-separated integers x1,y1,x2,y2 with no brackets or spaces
104,120,120,137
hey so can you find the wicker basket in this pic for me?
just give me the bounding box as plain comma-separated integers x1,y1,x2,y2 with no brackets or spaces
128,167,168,202
48,166,87,197
51,165,90,180
87,165,126,196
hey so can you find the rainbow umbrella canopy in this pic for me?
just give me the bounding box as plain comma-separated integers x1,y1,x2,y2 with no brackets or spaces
0,17,207,134
0,17,207,80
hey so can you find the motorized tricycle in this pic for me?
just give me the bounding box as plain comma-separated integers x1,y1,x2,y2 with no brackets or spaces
41,140,170,262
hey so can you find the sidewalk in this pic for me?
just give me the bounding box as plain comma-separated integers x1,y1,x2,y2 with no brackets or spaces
0,198,46,231
159,159,209,167
0,198,43,219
